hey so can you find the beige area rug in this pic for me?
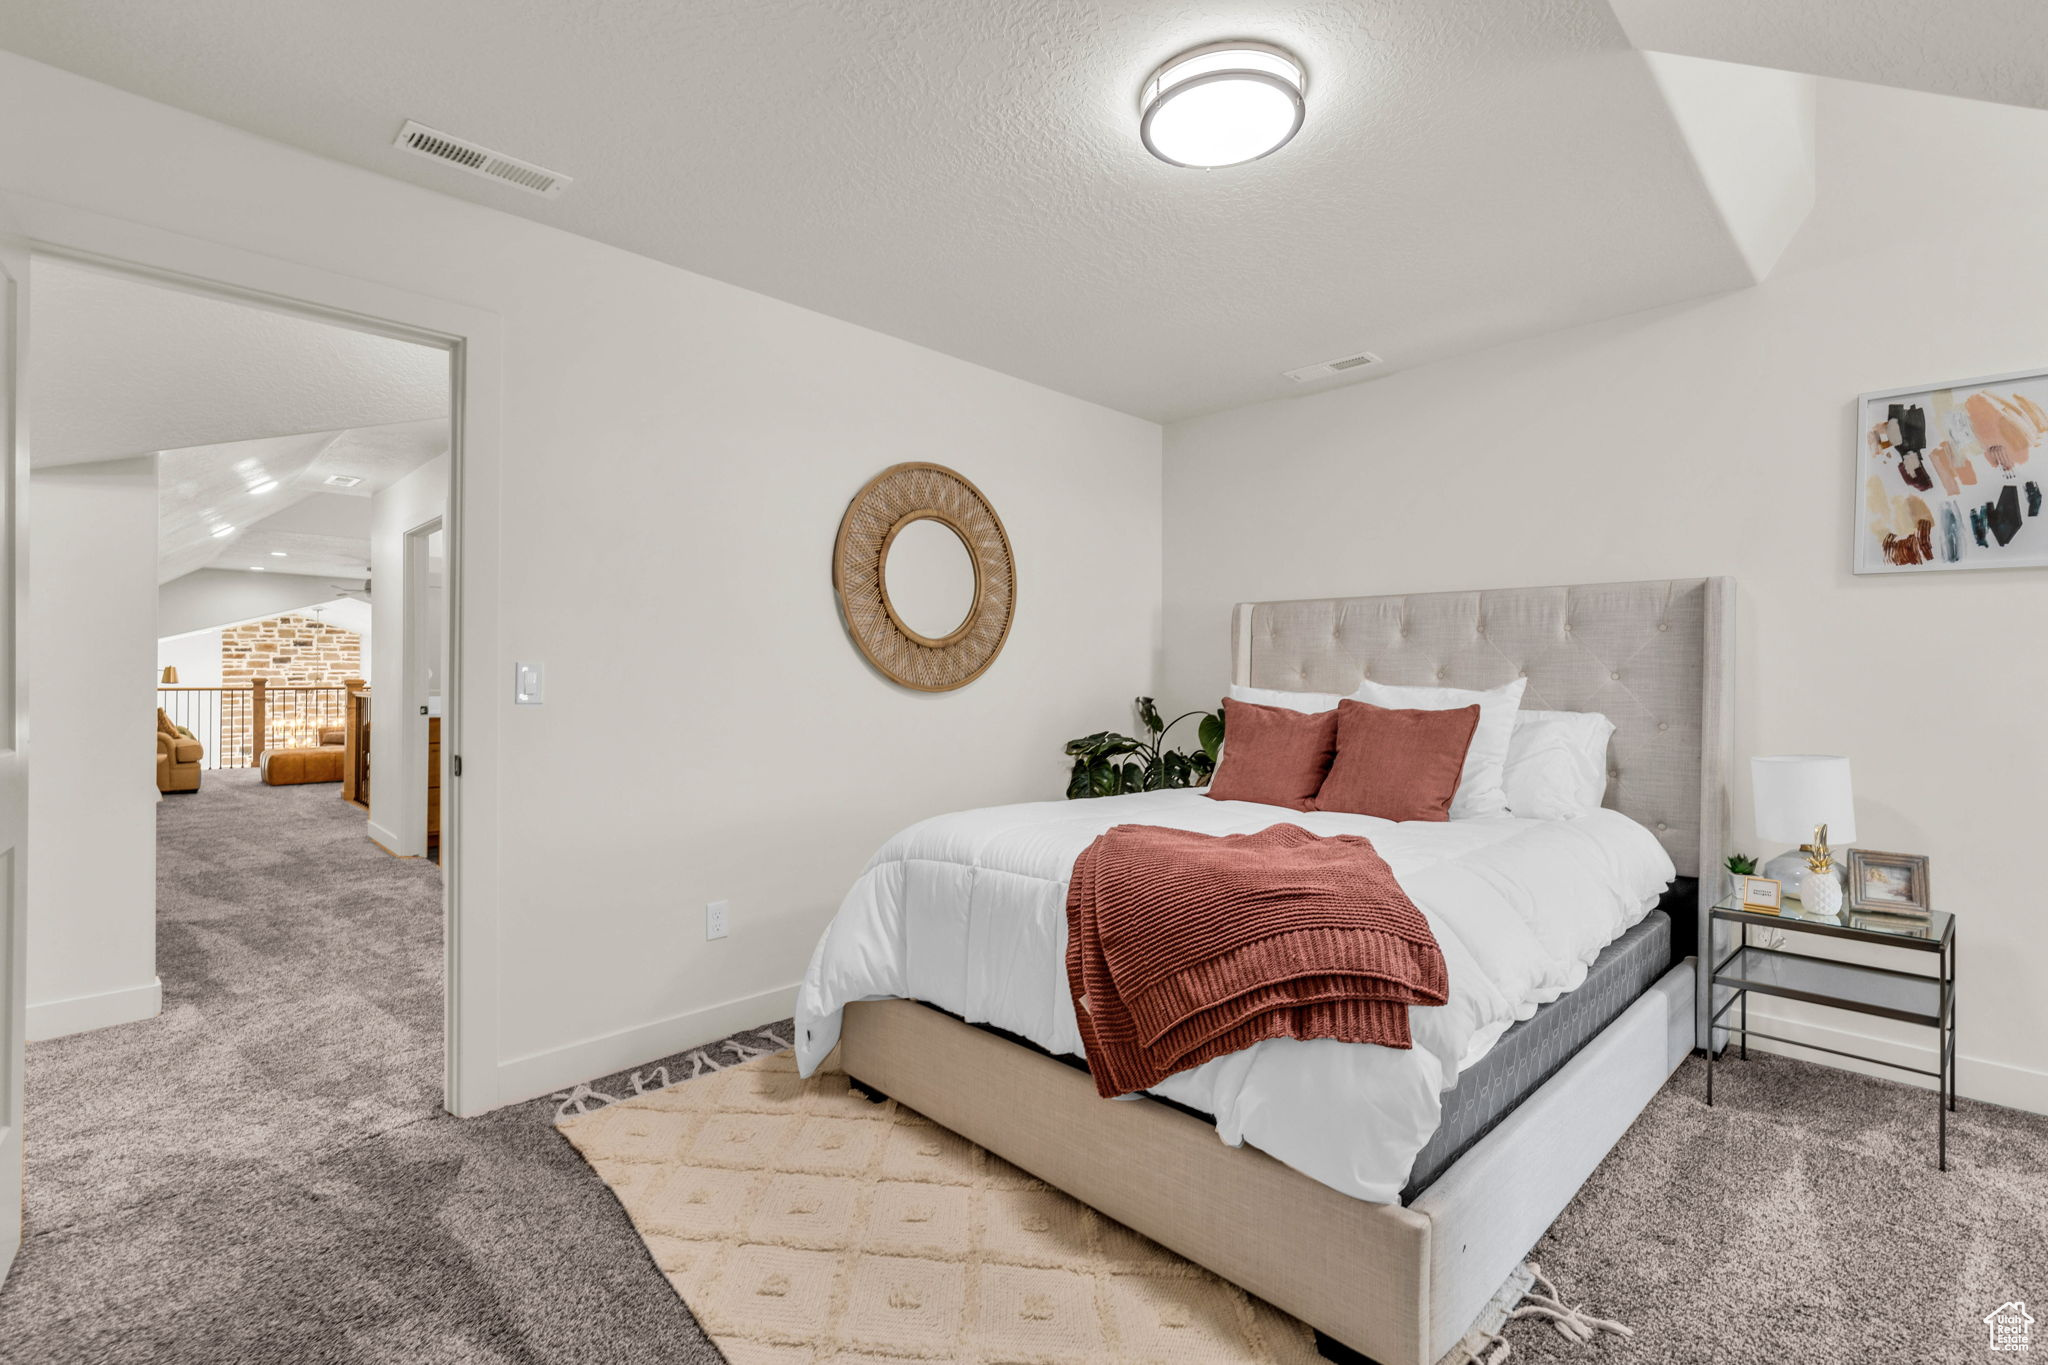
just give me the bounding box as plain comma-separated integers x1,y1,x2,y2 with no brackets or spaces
558,1050,1328,1364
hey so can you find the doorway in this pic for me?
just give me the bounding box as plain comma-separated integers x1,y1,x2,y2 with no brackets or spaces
23,256,462,1168
6,199,500,1117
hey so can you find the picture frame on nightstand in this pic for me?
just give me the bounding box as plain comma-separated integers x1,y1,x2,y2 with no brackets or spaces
1738,875,1782,913
1847,849,1932,917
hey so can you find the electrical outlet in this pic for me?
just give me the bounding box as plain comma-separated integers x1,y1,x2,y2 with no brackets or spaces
705,900,729,941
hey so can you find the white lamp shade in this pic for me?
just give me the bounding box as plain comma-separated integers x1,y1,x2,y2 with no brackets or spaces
1751,755,1856,845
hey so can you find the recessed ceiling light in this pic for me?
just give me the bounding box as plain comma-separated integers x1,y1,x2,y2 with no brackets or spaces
249,566,266,572
210,525,235,538
324,474,364,488
247,479,279,495
1140,41,1305,169
271,551,289,558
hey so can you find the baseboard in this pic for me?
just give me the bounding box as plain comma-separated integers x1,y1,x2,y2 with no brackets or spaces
1741,1003,2048,1116
27,977,163,1041
493,982,800,1107
365,819,420,858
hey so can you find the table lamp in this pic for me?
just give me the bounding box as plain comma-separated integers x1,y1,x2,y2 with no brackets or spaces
1751,755,1855,914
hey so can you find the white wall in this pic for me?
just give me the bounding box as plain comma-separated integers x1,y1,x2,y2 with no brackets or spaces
366,454,447,856
158,567,355,638
0,53,1163,1101
26,457,160,1038
1163,78,2048,1113
156,629,222,689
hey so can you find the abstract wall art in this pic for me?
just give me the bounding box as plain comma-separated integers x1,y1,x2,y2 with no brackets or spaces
1856,369,2048,574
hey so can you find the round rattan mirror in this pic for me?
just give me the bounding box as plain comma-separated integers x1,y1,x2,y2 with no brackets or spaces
833,463,1015,691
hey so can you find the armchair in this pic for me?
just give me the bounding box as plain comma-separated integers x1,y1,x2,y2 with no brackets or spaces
156,709,202,793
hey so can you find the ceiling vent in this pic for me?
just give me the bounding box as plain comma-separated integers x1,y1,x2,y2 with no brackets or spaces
1283,351,1383,384
324,474,364,488
393,120,571,199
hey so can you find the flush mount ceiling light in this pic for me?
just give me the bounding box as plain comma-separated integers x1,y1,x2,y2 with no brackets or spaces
1140,41,1305,169
324,474,364,488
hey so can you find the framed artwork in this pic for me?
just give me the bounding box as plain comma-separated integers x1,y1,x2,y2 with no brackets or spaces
1856,369,2048,574
1846,850,1932,916
1738,875,1782,913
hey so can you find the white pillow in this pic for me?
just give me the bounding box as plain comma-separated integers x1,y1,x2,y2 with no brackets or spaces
1346,676,1527,818
1502,709,1614,820
1226,684,1345,714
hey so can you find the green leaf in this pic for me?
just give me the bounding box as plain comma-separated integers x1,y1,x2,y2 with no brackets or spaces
1065,731,1141,760
1067,759,1094,800
1189,750,1216,783
1136,697,1163,736
1118,761,1143,794
1198,711,1225,762
1090,762,1121,798
1162,750,1190,788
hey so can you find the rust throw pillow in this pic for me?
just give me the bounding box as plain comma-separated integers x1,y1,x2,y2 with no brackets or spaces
1204,698,1339,811
1312,699,1481,822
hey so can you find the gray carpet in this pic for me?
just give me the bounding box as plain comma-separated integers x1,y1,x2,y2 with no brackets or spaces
1502,1050,2048,1364
0,769,735,1364
4,770,2041,1363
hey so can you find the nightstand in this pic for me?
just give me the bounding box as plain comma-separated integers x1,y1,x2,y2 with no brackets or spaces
1706,896,1956,1169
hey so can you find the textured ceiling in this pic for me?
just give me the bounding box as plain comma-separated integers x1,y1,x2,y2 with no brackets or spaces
1609,0,2048,112
0,0,1773,420
156,421,448,584
28,257,447,467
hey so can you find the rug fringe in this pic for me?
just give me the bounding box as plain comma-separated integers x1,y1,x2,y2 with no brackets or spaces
1511,1262,1634,1345
552,1028,794,1122
1437,1260,1632,1364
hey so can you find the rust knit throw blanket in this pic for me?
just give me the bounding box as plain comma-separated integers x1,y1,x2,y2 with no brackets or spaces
1065,823,1448,1099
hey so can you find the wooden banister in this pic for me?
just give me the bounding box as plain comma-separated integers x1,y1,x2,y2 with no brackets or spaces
250,679,266,767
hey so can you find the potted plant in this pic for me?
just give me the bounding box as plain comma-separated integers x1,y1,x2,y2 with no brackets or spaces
1724,852,1757,903
1063,697,1223,799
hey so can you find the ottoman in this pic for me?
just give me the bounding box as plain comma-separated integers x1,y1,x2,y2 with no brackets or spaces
260,746,346,785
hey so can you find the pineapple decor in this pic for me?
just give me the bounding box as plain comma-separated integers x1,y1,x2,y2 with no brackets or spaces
1799,825,1844,916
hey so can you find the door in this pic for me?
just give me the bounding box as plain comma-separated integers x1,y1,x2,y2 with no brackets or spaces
0,225,29,1283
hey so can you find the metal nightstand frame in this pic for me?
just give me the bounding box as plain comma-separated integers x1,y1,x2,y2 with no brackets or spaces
1706,901,1956,1170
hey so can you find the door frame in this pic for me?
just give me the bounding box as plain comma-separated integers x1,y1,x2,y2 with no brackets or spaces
4,191,505,1117
1,205,31,1286
400,515,445,858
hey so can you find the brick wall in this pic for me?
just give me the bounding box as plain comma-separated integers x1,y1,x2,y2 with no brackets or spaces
220,615,362,757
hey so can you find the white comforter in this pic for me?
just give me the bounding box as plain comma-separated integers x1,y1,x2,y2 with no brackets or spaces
795,789,1673,1203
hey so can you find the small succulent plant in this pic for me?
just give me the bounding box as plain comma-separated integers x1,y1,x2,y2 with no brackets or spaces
1724,853,1759,875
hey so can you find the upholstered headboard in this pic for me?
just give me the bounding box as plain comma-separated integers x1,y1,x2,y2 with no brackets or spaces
1230,578,1734,883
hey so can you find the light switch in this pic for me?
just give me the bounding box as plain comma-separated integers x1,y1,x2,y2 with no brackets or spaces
514,661,544,705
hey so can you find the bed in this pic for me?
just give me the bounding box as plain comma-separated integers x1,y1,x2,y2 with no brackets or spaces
798,577,1733,1365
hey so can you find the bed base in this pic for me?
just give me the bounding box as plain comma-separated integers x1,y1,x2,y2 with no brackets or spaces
840,963,1694,1365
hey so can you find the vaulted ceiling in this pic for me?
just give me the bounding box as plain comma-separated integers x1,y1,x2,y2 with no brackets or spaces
156,422,448,584
26,257,447,586
2,2,2036,421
